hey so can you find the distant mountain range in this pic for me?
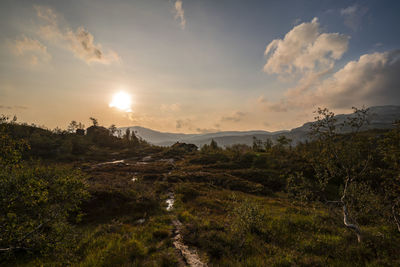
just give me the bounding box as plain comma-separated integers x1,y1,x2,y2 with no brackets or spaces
120,105,400,147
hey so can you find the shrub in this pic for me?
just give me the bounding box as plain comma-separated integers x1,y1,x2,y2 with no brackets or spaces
0,165,89,258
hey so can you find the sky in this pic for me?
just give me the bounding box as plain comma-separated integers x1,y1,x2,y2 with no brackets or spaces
0,0,399,133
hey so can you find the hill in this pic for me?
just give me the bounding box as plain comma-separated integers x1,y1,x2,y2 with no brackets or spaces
121,105,400,147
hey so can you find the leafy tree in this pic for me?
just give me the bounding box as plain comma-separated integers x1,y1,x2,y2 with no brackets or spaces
125,128,131,141
0,166,89,256
89,117,98,127
276,135,292,147
67,121,85,133
210,139,219,150
108,124,117,135
0,116,28,169
308,107,372,242
67,120,78,133
0,116,89,257
263,138,273,151
252,136,264,152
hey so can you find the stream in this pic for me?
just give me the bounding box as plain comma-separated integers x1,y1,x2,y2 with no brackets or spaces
165,192,207,267
93,157,207,266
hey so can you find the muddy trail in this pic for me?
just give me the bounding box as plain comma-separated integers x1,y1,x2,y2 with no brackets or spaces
165,191,207,267
91,156,208,267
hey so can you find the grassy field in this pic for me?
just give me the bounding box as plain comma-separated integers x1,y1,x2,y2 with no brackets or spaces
2,118,400,266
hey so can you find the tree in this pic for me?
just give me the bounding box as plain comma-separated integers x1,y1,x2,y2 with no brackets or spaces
252,136,264,152
0,115,28,169
89,117,98,127
276,135,292,147
0,117,89,256
309,107,372,243
108,124,117,135
67,120,78,133
125,128,131,141
263,138,273,151
210,139,219,150
68,121,85,133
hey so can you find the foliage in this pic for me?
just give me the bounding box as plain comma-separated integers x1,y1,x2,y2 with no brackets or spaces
0,117,89,262
1,117,153,162
1,107,400,266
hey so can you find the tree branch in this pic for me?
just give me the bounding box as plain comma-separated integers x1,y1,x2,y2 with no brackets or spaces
392,204,400,233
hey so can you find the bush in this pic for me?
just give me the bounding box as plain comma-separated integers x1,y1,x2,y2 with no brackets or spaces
0,165,89,258
0,119,89,259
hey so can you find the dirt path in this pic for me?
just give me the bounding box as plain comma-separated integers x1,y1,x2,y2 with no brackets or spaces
165,190,207,266
93,157,207,266
171,219,207,267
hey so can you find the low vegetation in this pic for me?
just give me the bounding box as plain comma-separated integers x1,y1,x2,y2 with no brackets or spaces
1,108,399,266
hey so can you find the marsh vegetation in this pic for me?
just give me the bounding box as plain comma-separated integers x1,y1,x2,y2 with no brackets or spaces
1,108,400,266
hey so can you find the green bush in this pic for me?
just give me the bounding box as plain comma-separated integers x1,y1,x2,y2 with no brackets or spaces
0,165,89,258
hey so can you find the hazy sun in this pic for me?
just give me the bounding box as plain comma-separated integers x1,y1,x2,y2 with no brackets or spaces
109,91,132,112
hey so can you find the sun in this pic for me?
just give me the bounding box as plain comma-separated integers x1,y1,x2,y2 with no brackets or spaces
109,91,133,112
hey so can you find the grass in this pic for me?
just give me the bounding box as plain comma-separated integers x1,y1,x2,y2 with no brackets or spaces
5,154,400,266
173,183,400,266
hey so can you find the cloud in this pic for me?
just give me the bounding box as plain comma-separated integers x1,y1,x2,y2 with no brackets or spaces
0,105,28,110
161,103,181,112
35,5,57,25
66,27,119,64
13,36,51,65
176,119,184,129
176,118,192,129
340,5,368,31
0,105,12,110
312,50,400,108
264,18,349,77
292,18,301,26
257,96,288,112
221,111,246,122
176,118,220,133
260,17,361,113
35,5,119,64
174,0,186,29
261,50,400,112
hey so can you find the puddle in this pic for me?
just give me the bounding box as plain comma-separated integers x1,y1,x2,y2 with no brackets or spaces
135,218,145,224
159,158,175,164
94,159,126,167
141,156,152,162
166,193,175,211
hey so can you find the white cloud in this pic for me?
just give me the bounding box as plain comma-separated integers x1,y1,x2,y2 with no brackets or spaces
35,5,57,25
313,50,400,108
174,0,186,29
65,27,120,64
13,36,51,65
260,50,400,112
264,18,349,76
35,5,119,64
340,5,368,31
340,5,358,16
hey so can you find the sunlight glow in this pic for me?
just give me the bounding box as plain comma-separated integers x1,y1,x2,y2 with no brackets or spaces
109,91,133,112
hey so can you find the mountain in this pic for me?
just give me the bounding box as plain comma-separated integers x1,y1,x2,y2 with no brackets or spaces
118,126,278,146
120,105,400,147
